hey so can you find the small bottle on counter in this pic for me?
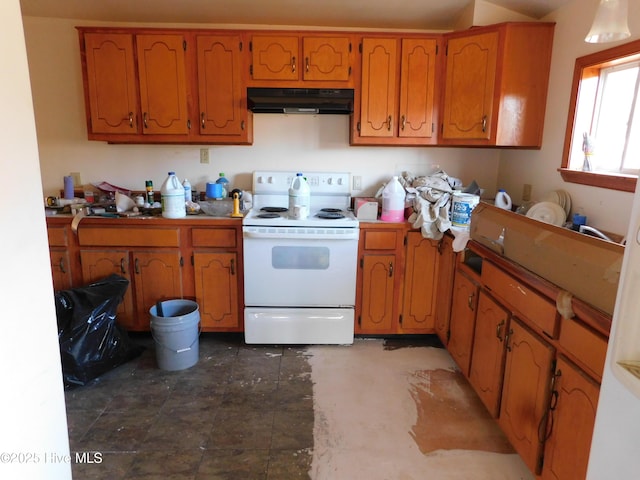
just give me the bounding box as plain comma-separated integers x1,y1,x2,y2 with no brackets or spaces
182,178,192,203
495,189,512,211
216,173,230,197
145,180,154,204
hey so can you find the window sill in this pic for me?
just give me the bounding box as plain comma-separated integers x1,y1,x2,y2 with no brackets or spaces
558,168,637,192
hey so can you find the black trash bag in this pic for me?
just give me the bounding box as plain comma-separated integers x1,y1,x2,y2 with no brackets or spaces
55,274,144,389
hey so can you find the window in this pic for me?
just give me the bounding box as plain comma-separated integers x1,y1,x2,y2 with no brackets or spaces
561,39,640,192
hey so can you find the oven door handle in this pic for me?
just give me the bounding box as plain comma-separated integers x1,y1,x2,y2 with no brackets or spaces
243,230,359,241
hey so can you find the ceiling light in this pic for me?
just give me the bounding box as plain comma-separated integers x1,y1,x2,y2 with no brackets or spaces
585,0,631,43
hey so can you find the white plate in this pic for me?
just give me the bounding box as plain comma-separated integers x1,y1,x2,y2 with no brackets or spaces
526,201,567,226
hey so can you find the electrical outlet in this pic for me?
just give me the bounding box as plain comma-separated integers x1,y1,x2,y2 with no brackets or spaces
70,172,82,186
523,183,532,202
200,148,210,164
353,175,362,191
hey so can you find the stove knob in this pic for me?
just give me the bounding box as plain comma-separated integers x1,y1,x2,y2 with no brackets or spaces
327,177,333,185
337,177,343,185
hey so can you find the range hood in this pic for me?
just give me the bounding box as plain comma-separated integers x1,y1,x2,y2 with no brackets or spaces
247,87,354,114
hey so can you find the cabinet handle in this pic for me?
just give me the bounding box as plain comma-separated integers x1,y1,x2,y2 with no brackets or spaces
134,258,140,274
120,258,126,274
143,112,148,129
201,112,206,129
401,115,406,131
504,328,514,352
496,319,505,341
467,292,475,311
539,368,563,442
387,115,392,131
241,120,245,131
230,258,235,275
481,115,487,133
389,262,393,277
305,57,310,73
128,112,134,128
58,258,66,274
291,56,296,73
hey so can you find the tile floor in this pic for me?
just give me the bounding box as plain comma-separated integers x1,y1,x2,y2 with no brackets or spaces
64,333,529,480
65,333,314,479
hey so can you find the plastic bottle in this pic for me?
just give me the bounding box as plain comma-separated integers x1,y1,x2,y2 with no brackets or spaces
161,172,186,219
288,173,311,219
216,173,230,198
182,178,192,202
495,189,512,211
380,176,406,222
145,180,154,204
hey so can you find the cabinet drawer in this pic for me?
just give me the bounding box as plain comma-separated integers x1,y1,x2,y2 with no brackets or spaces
559,317,607,381
363,230,398,250
482,261,558,337
47,227,68,247
78,227,180,247
192,228,237,248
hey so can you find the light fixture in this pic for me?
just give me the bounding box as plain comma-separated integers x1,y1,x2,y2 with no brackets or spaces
585,0,631,43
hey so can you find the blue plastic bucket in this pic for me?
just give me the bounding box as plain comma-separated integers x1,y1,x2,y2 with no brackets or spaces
149,300,200,371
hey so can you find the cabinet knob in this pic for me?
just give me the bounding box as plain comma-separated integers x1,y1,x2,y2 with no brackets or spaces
387,115,392,131
58,258,66,274
481,115,487,133
128,112,134,128
401,115,406,131
201,112,206,129
305,57,310,73
143,112,148,129
389,262,394,277
291,56,296,73
496,319,505,341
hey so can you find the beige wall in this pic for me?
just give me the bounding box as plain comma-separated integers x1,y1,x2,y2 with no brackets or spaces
499,0,640,237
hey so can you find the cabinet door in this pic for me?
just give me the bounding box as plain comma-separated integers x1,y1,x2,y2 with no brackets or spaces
303,36,351,81
83,32,139,135
80,250,135,330
398,38,437,139
132,251,183,330
196,35,247,138
499,318,554,475
442,32,498,140
540,357,600,480
435,236,456,345
401,232,438,332
50,249,73,292
359,38,398,137
251,35,299,81
358,253,396,333
448,271,478,376
468,291,509,417
136,34,189,134
193,252,240,330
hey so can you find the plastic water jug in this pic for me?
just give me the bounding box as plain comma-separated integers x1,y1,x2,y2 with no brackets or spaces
216,172,230,198
288,173,311,219
380,176,406,222
495,189,512,211
161,171,186,219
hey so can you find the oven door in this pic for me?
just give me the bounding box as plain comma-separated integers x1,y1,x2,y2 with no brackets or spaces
243,226,359,307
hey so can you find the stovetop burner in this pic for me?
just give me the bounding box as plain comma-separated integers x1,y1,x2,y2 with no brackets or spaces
316,211,345,219
260,207,288,213
320,208,343,213
257,213,282,219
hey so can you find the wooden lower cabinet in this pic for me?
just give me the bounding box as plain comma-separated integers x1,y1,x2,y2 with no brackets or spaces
448,269,479,376
358,253,397,333
400,231,439,331
499,318,554,475
80,249,182,331
356,226,440,335
434,234,456,344
540,356,600,480
468,290,509,417
193,252,241,330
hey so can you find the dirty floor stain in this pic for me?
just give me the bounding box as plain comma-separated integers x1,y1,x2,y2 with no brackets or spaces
409,368,514,454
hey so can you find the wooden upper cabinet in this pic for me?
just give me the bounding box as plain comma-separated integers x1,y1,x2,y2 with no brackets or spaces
83,32,139,135
250,35,299,81
442,31,498,141
441,22,555,147
302,36,352,81
358,38,398,138
398,38,437,139
136,34,190,135
354,36,439,145
196,34,248,138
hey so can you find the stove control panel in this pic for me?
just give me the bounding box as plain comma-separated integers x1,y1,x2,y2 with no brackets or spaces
252,171,351,195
